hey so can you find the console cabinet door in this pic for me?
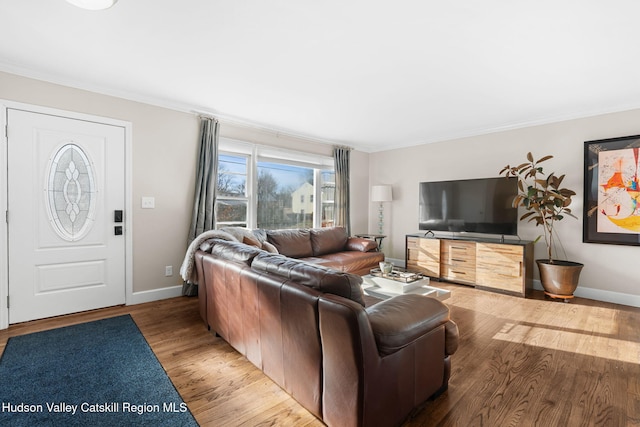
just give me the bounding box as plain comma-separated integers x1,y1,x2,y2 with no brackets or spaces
476,243,525,294
406,237,440,277
441,240,476,284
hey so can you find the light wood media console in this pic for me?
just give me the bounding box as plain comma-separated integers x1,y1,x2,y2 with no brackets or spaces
406,234,534,297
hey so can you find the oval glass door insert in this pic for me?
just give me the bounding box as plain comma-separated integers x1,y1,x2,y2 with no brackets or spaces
45,143,97,241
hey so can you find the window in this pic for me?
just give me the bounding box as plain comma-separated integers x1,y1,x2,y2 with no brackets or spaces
320,170,335,227
216,153,249,227
216,139,335,230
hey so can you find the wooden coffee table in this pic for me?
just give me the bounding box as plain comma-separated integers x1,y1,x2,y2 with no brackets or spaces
361,274,450,301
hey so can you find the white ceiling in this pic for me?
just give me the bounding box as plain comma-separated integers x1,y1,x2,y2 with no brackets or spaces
2,1,640,152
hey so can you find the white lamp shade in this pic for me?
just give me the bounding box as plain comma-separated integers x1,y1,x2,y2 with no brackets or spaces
371,185,393,202
66,0,118,10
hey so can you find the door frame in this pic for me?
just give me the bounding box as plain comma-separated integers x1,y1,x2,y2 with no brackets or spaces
0,100,133,330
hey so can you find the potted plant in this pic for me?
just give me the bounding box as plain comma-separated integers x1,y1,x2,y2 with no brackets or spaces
499,152,583,302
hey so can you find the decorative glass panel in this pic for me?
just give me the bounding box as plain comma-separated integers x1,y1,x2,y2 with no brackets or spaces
45,144,97,241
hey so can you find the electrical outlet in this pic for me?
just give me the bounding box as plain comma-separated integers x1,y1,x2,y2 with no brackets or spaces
165,265,173,277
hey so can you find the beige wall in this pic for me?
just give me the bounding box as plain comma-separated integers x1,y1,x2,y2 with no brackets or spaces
1,71,370,296
5,69,635,305
370,109,640,303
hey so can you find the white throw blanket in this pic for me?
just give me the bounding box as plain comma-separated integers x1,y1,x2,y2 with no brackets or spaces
179,230,238,283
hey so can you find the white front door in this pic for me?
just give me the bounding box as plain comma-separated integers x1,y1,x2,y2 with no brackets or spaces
7,109,126,323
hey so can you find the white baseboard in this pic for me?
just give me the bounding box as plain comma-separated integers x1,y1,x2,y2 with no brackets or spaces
128,285,185,305
0,286,186,330
389,257,640,308
532,280,640,308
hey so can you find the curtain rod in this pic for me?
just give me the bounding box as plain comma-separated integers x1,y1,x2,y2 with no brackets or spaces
197,115,218,122
192,110,354,150
191,109,218,121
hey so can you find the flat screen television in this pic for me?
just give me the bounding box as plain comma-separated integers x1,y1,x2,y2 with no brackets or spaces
419,177,518,236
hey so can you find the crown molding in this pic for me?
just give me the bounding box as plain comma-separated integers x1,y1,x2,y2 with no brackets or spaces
4,62,640,155
367,102,640,153
0,62,368,151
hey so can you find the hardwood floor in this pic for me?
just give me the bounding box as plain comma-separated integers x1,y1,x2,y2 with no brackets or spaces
1,285,639,426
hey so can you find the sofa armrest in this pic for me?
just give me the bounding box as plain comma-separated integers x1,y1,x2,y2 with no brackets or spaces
365,295,454,356
345,237,378,252
445,319,459,356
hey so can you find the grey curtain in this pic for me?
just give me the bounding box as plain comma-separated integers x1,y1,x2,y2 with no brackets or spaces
183,116,219,296
333,146,351,236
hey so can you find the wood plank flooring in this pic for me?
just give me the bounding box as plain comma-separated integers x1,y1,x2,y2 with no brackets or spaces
1,284,639,426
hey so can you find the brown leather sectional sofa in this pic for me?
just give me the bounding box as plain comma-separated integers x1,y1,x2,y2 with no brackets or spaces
193,228,459,427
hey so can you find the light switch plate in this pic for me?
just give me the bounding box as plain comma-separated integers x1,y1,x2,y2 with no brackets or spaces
141,196,155,209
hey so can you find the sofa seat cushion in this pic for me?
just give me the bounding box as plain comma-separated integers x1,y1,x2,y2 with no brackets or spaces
310,227,348,256
303,251,385,274
266,229,313,258
251,253,366,306
295,256,338,268
366,295,450,356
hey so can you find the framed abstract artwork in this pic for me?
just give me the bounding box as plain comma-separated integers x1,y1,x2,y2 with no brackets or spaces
584,134,640,245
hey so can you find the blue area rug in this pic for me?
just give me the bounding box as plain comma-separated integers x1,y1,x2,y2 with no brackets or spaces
0,315,198,426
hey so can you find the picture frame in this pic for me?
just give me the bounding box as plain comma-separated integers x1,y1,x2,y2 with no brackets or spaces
584,134,640,246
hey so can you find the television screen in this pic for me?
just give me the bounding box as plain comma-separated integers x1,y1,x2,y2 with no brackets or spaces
419,177,518,236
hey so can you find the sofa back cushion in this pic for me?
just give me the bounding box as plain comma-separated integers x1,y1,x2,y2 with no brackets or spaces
266,229,313,258
209,239,264,266
310,227,348,256
251,253,365,306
